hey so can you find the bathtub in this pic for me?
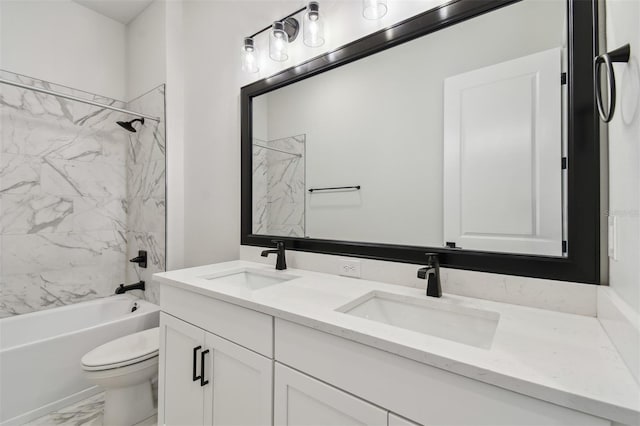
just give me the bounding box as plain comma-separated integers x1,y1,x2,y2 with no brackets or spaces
0,295,159,426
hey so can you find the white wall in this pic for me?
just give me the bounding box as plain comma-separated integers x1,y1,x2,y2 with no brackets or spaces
255,0,565,247
606,0,640,315
126,0,166,100
165,0,186,270
595,0,640,385
0,0,126,100
180,1,252,267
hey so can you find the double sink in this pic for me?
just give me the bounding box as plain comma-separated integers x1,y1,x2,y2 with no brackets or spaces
201,267,500,350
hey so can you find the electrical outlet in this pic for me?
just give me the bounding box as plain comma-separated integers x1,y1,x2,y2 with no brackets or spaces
338,259,361,278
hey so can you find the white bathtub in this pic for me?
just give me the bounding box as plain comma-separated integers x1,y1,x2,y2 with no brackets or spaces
0,295,159,426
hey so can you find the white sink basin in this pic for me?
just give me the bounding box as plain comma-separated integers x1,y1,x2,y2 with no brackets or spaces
201,268,298,290
337,291,500,349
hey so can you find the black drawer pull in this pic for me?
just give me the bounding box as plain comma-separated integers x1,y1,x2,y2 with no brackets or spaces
200,349,210,386
192,346,201,382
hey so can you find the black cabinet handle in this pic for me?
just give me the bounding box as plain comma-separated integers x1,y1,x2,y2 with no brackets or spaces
192,346,201,382
200,349,210,386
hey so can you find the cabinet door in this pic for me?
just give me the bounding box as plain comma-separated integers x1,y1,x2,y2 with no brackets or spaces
159,313,206,426
203,331,272,426
274,363,387,426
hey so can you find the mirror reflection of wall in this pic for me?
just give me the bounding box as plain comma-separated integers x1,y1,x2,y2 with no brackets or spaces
252,0,567,256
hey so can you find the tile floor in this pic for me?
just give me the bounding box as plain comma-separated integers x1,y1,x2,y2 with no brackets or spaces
25,393,157,426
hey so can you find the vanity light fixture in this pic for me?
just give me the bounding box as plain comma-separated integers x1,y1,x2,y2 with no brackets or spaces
242,37,259,73
242,2,325,72
270,21,290,61
303,1,325,47
363,0,388,20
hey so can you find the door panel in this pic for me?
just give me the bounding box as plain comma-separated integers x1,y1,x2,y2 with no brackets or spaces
160,313,205,426
204,332,272,426
274,363,386,426
443,47,563,256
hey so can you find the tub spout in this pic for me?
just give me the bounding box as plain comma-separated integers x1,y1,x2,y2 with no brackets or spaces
115,281,145,294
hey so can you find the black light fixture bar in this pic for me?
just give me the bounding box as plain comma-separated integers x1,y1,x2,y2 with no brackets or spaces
248,6,308,38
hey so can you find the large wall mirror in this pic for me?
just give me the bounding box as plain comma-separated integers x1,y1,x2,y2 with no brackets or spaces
241,0,600,284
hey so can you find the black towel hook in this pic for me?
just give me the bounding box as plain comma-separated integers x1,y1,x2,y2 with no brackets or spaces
595,44,631,123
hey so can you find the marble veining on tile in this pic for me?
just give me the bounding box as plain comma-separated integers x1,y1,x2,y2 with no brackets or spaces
25,392,157,426
0,71,166,317
252,135,305,237
26,393,106,426
124,85,166,306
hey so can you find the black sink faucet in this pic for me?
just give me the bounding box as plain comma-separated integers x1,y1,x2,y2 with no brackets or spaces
417,253,441,298
261,240,287,270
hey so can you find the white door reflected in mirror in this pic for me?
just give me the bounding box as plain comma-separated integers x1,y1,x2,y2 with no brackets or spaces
443,48,564,256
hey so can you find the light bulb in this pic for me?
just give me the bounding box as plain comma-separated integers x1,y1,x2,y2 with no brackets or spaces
303,1,324,47
363,0,387,20
274,37,285,51
269,21,289,61
242,37,259,73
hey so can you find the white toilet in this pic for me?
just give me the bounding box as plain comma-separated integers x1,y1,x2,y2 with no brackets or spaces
82,327,159,426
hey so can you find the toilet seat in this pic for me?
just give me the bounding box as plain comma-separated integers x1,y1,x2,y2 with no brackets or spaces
82,327,159,371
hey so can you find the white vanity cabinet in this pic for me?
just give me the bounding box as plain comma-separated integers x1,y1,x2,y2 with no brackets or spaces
157,282,619,426
158,313,272,426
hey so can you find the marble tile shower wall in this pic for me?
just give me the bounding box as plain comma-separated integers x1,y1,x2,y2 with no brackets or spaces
253,141,268,233
0,72,128,317
124,86,166,305
253,135,305,237
0,71,165,317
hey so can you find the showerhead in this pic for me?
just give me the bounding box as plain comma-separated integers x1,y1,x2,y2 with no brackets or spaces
117,118,145,133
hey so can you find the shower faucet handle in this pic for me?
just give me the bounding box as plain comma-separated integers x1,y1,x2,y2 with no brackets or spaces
129,250,147,268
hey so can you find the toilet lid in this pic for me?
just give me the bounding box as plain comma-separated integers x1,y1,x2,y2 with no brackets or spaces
82,327,159,371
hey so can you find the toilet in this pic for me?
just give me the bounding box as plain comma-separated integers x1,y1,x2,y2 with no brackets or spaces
82,327,159,426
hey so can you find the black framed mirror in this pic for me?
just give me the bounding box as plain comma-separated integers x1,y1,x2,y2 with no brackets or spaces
241,0,600,284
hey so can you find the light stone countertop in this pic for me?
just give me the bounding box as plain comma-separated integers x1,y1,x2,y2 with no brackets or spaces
154,260,640,425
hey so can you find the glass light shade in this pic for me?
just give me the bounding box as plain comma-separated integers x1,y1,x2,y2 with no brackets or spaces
269,21,289,62
363,0,387,20
242,37,259,73
303,1,324,47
